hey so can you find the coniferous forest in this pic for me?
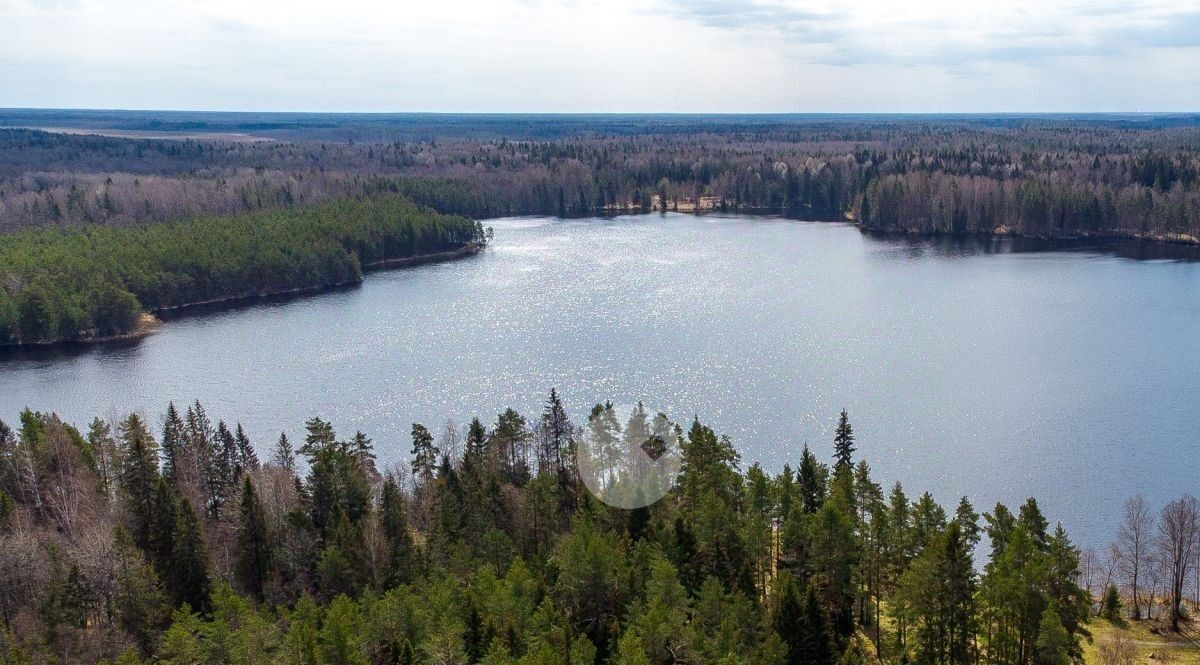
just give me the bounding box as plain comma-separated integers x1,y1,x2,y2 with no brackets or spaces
3,396,1193,665
0,195,486,345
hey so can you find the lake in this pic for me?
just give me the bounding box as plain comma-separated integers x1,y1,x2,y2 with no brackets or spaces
3,213,1198,548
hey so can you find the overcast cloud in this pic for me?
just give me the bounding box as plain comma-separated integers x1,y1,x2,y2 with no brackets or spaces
0,0,1197,111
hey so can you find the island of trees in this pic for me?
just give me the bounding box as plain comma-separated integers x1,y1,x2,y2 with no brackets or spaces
1,396,1196,664
0,195,487,345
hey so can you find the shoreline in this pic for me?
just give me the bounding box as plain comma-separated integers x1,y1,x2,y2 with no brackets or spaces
151,243,481,316
0,244,483,350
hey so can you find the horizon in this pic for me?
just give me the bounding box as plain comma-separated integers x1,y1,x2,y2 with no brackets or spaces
3,0,1199,113
4,108,1199,117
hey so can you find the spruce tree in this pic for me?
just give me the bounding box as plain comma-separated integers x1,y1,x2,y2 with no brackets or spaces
234,423,259,474
169,498,212,613
148,477,179,579
797,581,836,665
772,575,806,665
272,432,295,470
833,410,855,469
112,526,168,655
161,402,185,485
539,388,572,473
380,476,414,588
208,420,236,518
798,444,826,514
1101,585,1122,621
236,476,273,600
118,413,160,550
317,510,365,599
464,417,487,463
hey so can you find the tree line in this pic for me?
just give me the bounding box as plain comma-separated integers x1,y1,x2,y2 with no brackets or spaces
0,394,1171,665
0,195,487,345
3,120,1200,242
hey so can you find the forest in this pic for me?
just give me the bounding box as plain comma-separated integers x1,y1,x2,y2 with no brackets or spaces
2,115,1200,242
1,395,1196,665
0,195,487,345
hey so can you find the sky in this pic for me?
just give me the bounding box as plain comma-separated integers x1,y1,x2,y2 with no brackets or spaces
1,0,1199,112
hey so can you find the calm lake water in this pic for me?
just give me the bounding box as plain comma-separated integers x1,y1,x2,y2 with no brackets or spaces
3,214,1199,547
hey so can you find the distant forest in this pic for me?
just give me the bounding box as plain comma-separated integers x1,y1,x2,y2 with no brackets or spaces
2,113,1200,242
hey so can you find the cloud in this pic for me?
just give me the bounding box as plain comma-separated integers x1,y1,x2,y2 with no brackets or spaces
0,0,1198,111
659,0,1200,68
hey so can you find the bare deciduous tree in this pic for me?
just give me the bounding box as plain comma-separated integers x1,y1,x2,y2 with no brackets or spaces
1157,494,1200,632
1080,546,1099,602
1117,494,1154,620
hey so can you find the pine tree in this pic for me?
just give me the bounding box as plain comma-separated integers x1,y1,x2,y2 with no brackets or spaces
350,431,375,469
1019,498,1050,552
87,417,120,499
809,499,859,637
942,522,977,664
410,423,439,487
1045,523,1090,661
301,417,336,456
833,410,855,469
984,503,1016,560
303,419,371,539
236,476,273,600
493,408,531,485
954,496,981,549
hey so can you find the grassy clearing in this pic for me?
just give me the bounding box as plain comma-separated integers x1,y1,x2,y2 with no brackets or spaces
1084,616,1200,665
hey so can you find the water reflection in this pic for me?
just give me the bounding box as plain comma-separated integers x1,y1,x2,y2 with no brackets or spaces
1,214,1197,550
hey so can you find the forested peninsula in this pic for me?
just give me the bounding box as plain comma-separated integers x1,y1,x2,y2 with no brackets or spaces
0,400,1136,665
0,195,487,345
